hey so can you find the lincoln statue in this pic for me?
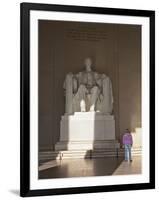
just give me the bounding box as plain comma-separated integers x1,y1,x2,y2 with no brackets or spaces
63,57,114,115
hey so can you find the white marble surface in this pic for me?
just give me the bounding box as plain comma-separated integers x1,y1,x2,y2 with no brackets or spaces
60,112,115,141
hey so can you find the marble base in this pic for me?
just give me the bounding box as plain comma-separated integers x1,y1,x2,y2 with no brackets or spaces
55,112,117,151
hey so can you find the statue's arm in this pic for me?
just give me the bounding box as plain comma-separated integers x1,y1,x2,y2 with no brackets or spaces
96,79,102,88
94,73,102,89
63,72,73,96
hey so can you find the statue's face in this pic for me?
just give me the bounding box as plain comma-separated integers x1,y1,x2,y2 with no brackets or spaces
84,58,92,72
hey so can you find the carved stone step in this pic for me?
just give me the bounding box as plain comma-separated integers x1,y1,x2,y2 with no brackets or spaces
39,148,141,161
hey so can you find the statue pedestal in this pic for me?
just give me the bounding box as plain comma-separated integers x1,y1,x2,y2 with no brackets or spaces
55,112,117,151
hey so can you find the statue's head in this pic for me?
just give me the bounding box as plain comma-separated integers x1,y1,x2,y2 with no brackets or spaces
84,57,92,72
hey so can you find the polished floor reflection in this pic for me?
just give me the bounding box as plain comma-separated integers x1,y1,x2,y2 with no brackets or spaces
39,157,124,179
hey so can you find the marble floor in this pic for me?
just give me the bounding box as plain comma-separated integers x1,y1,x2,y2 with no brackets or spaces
113,156,142,175
39,156,141,179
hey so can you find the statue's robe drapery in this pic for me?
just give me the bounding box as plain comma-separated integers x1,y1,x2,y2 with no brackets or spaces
101,75,114,114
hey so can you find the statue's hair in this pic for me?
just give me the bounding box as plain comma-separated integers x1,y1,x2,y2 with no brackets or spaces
84,56,95,63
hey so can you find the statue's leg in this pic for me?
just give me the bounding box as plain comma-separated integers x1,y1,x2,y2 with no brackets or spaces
80,99,86,112
90,86,100,111
77,84,87,112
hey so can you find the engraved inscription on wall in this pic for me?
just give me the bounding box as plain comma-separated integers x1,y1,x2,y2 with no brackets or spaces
66,26,108,42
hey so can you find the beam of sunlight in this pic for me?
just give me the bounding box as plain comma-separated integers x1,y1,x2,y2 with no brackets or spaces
39,160,60,171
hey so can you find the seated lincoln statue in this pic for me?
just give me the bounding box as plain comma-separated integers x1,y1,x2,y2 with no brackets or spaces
63,57,113,115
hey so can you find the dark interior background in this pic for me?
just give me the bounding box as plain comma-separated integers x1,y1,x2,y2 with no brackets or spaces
38,20,141,151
